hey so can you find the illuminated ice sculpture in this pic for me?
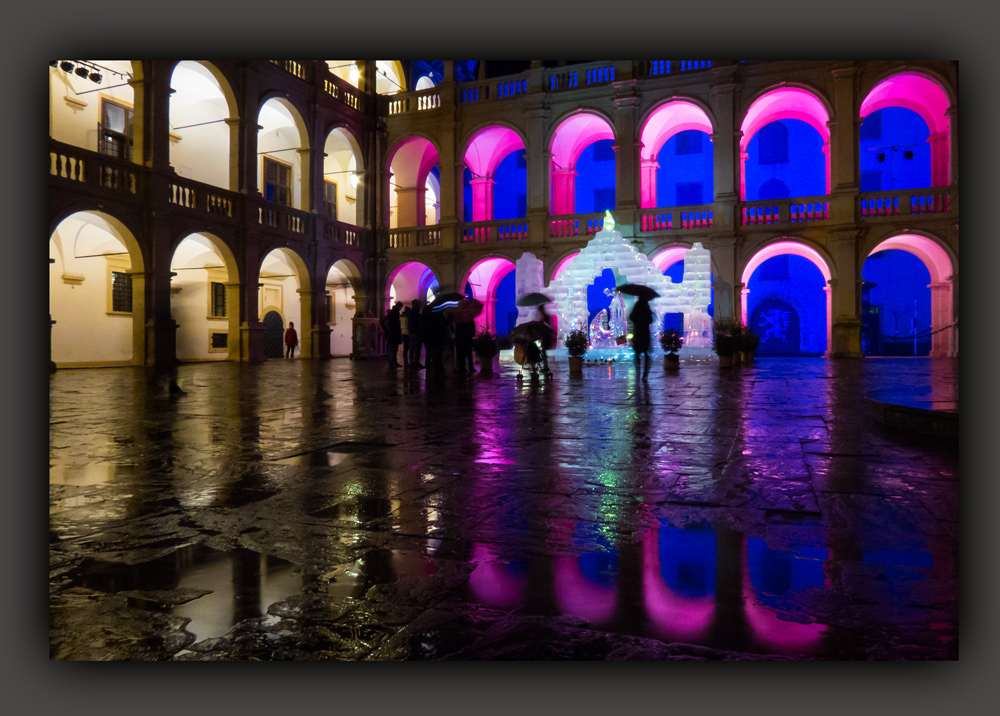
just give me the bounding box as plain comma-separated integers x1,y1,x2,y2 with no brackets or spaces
516,211,713,351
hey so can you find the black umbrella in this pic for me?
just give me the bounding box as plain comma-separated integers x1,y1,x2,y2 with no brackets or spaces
509,320,556,344
616,283,660,301
515,292,553,307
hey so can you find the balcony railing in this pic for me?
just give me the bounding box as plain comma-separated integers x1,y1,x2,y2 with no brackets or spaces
388,87,441,115
168,176,238,220
461,219,529,243
640,206,714,231
546,61,617,91
323,75,363,112
389,226,441,248
741,196,830,226
549,212,608,238
50,141,139,196
256,199,310,234
860,187,952,218
639,60,712,77
324,220,360,247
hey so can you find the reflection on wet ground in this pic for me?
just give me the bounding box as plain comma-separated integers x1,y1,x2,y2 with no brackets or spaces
49,356,959,660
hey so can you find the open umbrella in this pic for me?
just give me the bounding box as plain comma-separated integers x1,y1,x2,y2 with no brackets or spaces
616,283,660,301
444,298,484,323
515,292,553,307
509,320,556,345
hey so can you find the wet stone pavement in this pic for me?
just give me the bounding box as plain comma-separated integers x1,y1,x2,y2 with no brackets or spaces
49,355,959,661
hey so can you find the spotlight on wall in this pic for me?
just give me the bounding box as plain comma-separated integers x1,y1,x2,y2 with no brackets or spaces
877,153,885,163
904,150,914,160
50,60,58,67
351,172,360,189
60,61,74,72
75,66,90,79
89,71,102,83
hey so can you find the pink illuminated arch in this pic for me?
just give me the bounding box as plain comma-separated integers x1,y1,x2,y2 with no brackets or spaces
386,260,438,309
462,256,516,331
740,87,832,199
650,246,688,275
387,136,440,227
549,252,579,284
741,240,833,356
867,233,956,356
549,111,616,215
860,72,953,186
639,100,715,209
463,126,525,222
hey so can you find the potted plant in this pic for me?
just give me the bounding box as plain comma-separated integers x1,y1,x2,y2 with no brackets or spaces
659,328,683,368
712,317,740,367
741,325,760,363
472,327,499,375
565,328,588,377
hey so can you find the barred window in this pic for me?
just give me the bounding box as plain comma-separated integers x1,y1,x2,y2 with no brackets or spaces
211,332,228,349
210,282,227,317
111,271,132,313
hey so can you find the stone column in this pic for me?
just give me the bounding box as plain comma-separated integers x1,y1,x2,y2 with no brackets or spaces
395,185,422,227
297,147,314,212
828,231,863,357
711,236,737,320
550,168,576,215
929,279,954,357
469,176,495,222
639,159,658,210
612,77,639,235
709,70,738,232
523,94,549,246
829,65,859,225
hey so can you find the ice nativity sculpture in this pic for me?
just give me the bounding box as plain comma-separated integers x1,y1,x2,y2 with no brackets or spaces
515,211,713,354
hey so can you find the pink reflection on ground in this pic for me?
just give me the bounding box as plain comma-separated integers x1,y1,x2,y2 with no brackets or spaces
740,539,826,654
467,543,528,609
554,554,617,624
642,526,714,642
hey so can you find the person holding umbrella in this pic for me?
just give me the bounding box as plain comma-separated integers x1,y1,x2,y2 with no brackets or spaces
618,283,659,377
515,292,555,377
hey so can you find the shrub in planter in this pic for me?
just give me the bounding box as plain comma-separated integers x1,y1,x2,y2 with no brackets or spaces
472,328,499,372
659,328,683,365
564,328,588,376
740,326,760,361
712,318,741,366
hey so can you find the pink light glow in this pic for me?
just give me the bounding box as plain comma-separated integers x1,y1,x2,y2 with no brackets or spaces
554,555,617,624
387,136,440,186
741,240,832,354
549,112,615,171
387,261,436,304
869,234,953,283
860,72,952,186
740,88,831,198
640,100,714,161
462,256,516,330
550,253,578,284
467,543,528,609
642,527,715,642
650,247,687,275
463,126,525,178
860,73,951,136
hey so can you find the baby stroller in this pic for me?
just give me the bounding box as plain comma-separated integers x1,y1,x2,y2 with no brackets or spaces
512,340,546,381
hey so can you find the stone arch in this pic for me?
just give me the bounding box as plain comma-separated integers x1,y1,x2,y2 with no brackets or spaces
460,255,518,332
739,85,833,199
49,210,147,366
386,135,441,228
257,96,312,211
548,110,617,215
741,239,834,356
461,124,527,222
322,125,365,226
386,260,441,309
259,246,312,359
638,98,716,209
325,257,363,357
864,232,956,356
169,231,242,362
859,71,954,187
169,61,238,190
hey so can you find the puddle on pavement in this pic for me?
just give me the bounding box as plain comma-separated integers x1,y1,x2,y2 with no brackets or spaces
50,462,131,487
455,518,951,659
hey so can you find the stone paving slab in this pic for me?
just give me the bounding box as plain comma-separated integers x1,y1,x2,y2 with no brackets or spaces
49,355,959,660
